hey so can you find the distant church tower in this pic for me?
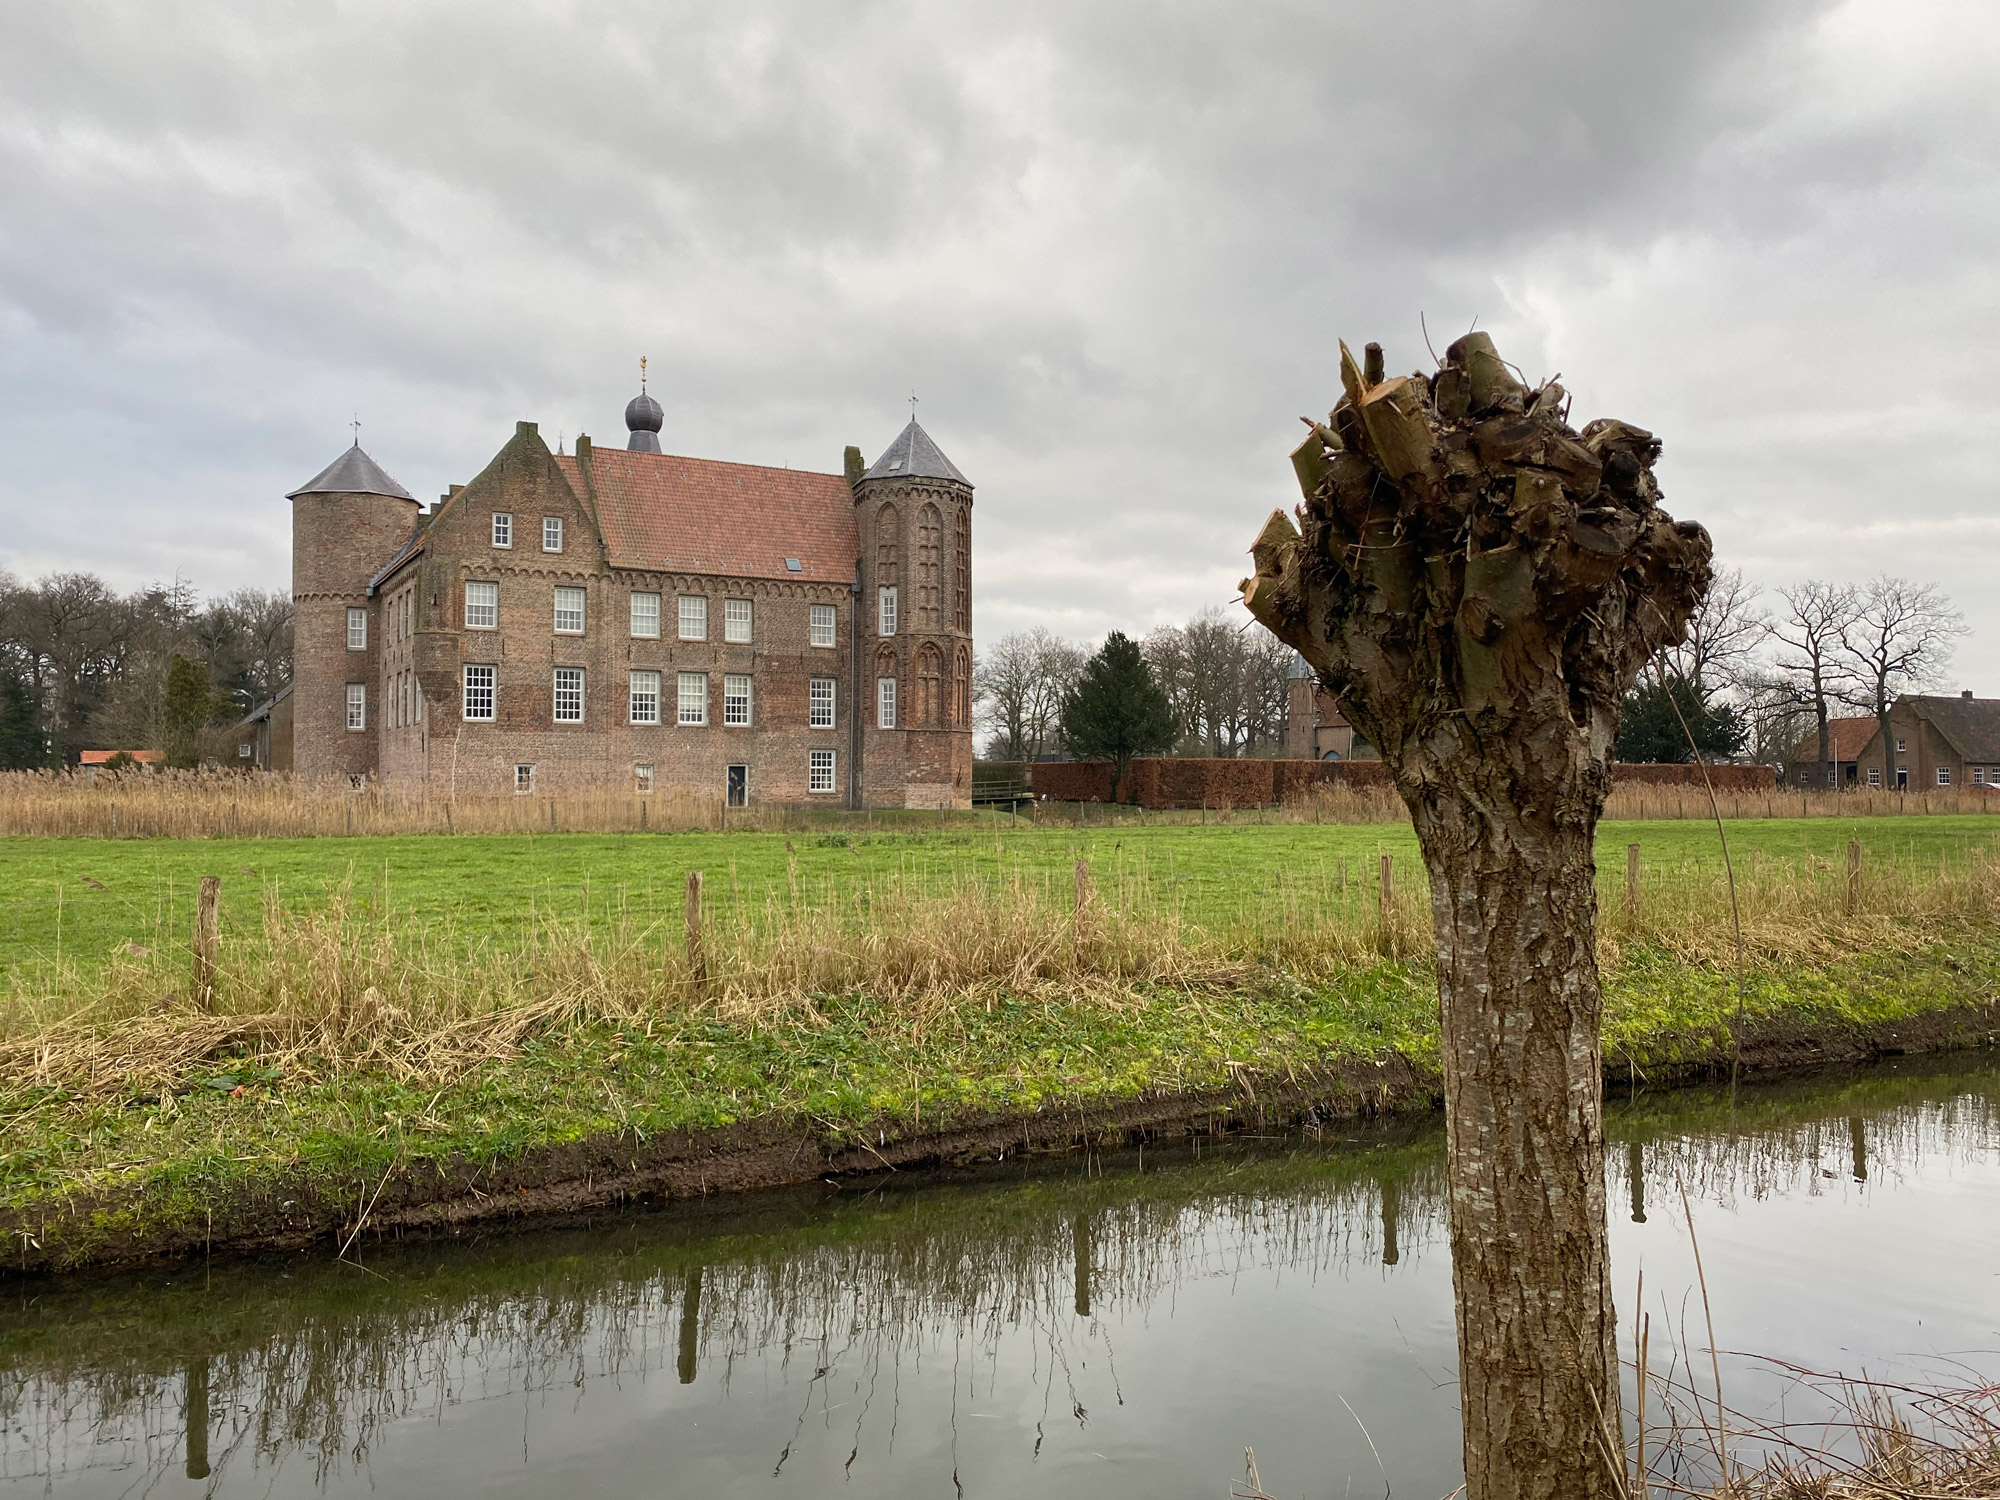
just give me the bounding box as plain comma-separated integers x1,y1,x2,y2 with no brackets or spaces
287,442,417,782
853,417,974,808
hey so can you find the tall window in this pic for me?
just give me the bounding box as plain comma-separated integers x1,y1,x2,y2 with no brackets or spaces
916,502,942,629
809,749,836,795
878,585,898,637
552,667,584,723
553,586,586,634
465,581,498,629
916,643,943,726
629,670,661,725
677,672,708,725
462,664,496,721
724,598,753,643
345,682,366,731
678,595,708,641
809,603,837,648
875,502,898,593
346,607,368,650
810,677,836,728
723,674,752,726
492,513,513,548
877,675,897,729
953,507,970,633
952,644,971,728
542,517,564,553
630,591,661,638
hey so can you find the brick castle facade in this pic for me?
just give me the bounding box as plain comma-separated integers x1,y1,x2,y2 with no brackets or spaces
288,387,975,808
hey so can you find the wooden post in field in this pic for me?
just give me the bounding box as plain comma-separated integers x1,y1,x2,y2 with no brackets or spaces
1846,839,1861,916
640,799,649,832
193,877,221,1011
1625,844,1642,923
684,870,706,993
1378,853,1392,921
1073,858,1092,965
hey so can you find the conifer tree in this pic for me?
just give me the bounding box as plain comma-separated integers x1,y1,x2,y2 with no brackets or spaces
1060,632,1176,801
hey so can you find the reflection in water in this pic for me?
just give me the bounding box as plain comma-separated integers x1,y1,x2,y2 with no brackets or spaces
2,1054,1996,1498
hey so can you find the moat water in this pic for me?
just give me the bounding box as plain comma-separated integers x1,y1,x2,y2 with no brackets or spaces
4,1053,1997,1498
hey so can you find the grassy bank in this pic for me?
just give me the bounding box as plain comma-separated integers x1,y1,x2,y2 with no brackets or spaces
1,815,1996,1271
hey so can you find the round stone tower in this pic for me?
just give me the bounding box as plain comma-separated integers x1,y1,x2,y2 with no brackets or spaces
288,443,419,783
852,418,974,809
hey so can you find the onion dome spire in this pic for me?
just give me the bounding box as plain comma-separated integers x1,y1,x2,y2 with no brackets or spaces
625,355,663,453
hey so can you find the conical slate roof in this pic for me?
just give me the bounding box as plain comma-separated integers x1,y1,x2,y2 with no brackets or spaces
287,443,415,501
863,418,969,486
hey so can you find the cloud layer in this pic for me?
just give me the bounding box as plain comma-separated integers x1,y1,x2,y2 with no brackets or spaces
3,0,1996,684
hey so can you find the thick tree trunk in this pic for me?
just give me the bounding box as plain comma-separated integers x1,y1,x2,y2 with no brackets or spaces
1416,788,1619,1498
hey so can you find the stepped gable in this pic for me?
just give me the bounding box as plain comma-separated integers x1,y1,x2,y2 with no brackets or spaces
557,448,856,584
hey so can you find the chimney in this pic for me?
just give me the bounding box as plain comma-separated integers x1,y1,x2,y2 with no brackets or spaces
1964,690,1974,701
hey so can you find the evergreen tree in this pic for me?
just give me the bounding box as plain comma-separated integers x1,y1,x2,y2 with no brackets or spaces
161,653,213,768
1060,632,1176,800
0,669,43,769
1614,674,1746,763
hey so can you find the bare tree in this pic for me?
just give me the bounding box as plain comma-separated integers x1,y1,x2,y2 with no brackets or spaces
974,629,1083,760
1840,576,1967,786
1244,332,1708,1498
1143,607,1294,757
1768,581,1857,788
1737,666,1816,771
1652,564,1763,702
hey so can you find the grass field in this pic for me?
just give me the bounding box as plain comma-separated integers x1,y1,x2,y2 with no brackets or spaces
7,815,2000,975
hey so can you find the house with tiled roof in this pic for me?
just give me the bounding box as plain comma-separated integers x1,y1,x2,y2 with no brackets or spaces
1851,693,2000,791
286,382,974,808
1783,715,1878,788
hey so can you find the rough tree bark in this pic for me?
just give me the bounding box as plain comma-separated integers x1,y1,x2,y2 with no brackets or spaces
1242,333,1710,1500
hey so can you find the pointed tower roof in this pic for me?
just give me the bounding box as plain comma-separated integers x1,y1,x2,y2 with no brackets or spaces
863,419,970,486
286,444,415,501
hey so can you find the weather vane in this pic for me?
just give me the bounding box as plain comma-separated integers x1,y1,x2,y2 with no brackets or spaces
640,355,648,391
909,390,918,419
350,414,361,446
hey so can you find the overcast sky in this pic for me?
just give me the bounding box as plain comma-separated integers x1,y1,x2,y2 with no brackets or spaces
2,0,1996,687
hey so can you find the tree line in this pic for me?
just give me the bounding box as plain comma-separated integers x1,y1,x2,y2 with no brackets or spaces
975,606,1292,762
1614,568,1966,771
0,570,293,770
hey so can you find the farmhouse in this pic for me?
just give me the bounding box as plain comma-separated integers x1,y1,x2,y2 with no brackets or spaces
1852,692,2000,790
287,385,975,808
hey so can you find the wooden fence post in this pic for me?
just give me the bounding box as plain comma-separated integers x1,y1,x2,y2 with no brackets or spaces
1625,843,1642,923
685,870,706,993
1378,853,1393,920
1073,858,1092,965
1846,839,1861,916
193,877,221,1011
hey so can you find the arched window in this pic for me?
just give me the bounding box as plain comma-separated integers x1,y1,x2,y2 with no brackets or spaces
874,646,899,728
916,642,944,726
951,644,971,728
875,503,899,589
952,507,970,633
916,503,942,630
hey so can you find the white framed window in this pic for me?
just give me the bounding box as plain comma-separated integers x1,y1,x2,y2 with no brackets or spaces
1896,738,1907,753
678,594,707,641
629,670,661,725
1867,766,1881,786
492,513,513,548
345,682,366,731
809,749,836,795
877,675,897,729
724,597,753,644
1976,767,1988,785
810,677,836,728
553,667,584,723
723,673,752,726
635,763,654,794
462,664,496,721
677,671,708,725
878,585,897,637
515,763,535,794
810,603,837,648
346,607,368,650
543,516,564,553
630,591,661,638
465,581,498,630
1826,768,1837,786
553,586,586,634
1938,766,1951,786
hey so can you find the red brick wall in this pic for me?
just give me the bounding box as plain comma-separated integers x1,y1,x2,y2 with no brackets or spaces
1032,758,1773,806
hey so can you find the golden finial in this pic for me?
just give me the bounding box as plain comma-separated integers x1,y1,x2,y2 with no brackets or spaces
640,355,648,391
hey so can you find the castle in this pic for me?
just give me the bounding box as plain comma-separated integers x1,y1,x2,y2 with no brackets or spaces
287,384,975,808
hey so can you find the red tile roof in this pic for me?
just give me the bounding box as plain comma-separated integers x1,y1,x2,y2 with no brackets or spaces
79,749,162,765
558,447,857,585
1790,716,1878,763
